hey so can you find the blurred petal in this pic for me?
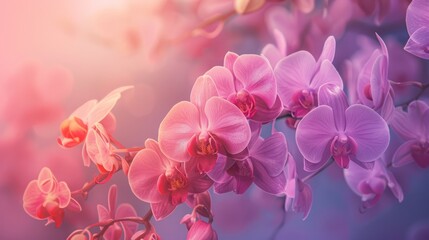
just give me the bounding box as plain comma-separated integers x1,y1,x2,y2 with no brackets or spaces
190,75,219,111
392,140,417,167
205,66,235,98
151,201,175,221
405,27,429,60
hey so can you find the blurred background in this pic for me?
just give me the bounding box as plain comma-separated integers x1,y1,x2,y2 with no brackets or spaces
1,0,428,239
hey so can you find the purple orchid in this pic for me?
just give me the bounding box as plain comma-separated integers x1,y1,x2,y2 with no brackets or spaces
390,100,429,168
97,185,138,240
284,154,312,220
356,34,394,121
275,36,342,120
296,84,390,171
204,52,283,123
261,28,287,68
405,0,429,59
344,158,403,211
158,75,251,173
208,122,287,195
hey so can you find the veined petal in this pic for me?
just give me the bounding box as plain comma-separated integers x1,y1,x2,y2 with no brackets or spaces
87,86,133,126
205,66,235,98
205,97,251,155
224,52,239,72
296,105,337,164
128,149,166,203
108,185,117,214
311,60,343,91
71,99,97,121
56,181,72,208
233,54,277,108
392,140,416,167
37,167,56,194
151,200,176,221
159,101,200,162
406,0,429,35
317,36,336,66
405,27,429,60
116,204,138,240
345,105,390,162
253,160,286,194
317,83,348,131
190,75,219,111
97,204,110,221
250,132,287,177
275,51,316,107
23,180,45,219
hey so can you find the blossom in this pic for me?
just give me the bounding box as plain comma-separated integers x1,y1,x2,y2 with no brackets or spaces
404,0,429,59
344,158,403,211
390,100,429,168
356,34,394,121
209,122,287,194
261,28,287,67
58,86,133,169
275,36,342,120
23,167,81,227
296,84,390,171
158,75,251,173
97,185,138,240
187,221,218,240
284,154,312,219
128,139,213,220
205,52,282,122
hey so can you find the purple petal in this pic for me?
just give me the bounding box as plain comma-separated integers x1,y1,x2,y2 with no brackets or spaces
190,75,219,112
345,104,390,162
275,51,316,107
252,95,283,123
158,101,200,162
357,50,382,107
187,173,214,194
392,140,416,167
391,108,419,140
214,179,235,194
303,156,330,172
253,160,287,194
296,105,337,164
406,0,429,35
250,132,287,176
205,66,235,98
206,154,231,183
295,180,313,220
261,28,286,67
233,54,277,108
151,200,176,221
311,60,343,90
205,97,251,155
405,27,429,60
317,84,348,131
385,171,404,202
317,36,336,66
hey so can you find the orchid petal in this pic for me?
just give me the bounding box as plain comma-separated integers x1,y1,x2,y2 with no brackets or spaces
251,132,287,177
116,204,138,240
23,180,45,219
150,201,176,221
253,160,286,194
37,167,56,194
317,84,348,131
224,52,239,72
205,66,235,98
190,75,219,111
392,140,416,167
317,36,336,65
57,181,72,208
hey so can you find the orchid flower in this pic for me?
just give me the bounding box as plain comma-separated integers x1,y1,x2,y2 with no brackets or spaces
97,185,138,240
296,84,390,171
158,75,251,173
390,100,429,168
128,139,213,220
23,167,81,227
405,0,429,59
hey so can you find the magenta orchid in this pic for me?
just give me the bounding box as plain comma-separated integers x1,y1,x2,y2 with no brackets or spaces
275,36,342,121
344,158,403,211
208,122,287,194
97,185,138,240
405,0,429,59
23,167,81,227
205,52,282,122
158,75,251,173
128,139,213,220
296,84,390,171
391,100,429,168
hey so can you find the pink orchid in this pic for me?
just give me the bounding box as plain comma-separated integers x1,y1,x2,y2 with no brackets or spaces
296,84,390,171
187,220,218,240
284,154,312,220
128,139,213,220
344,158,403,211
390,100,429,168
356,34,394,121
404,0,429,59
204,52,282,122
354,0,390,25
97,185,138,240
261,28,287,67
275,36,342,119
23,167,81,227
158,75,251,173
58,86,133,168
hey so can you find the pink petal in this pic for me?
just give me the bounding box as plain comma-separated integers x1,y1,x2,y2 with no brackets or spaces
150,200,176,221
295,180,313,220
71,99,98,121
23,180,45,219
405,27,429,60
275,51,316,107
190,75,219,112
158,101,200,162
205,97,251,155
128,149,166,203
391,108,419,140
205,66,235,98
97,204,111,221
345,104,390,162
116,204,138,240
311,60,343,90
87,86,133,126
56,181,72,208
233,54,277,108
187,221,217,240
292,0,315,13
188,173,214,194
252,95,283,123
317,84,348,131
261,28,286,67
385,171,404,202
67,198,82,212
296,105,337,164
108,185,118,214
303,156,330,172
406,0,429,35
392,140,416,167
317,36,336,66
370,55,389,109
37,167,56,194
224,52,239,72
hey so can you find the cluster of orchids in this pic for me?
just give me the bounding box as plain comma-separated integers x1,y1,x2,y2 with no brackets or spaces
22,0,429,239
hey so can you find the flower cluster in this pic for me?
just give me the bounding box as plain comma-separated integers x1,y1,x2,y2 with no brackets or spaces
20,0,429,239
